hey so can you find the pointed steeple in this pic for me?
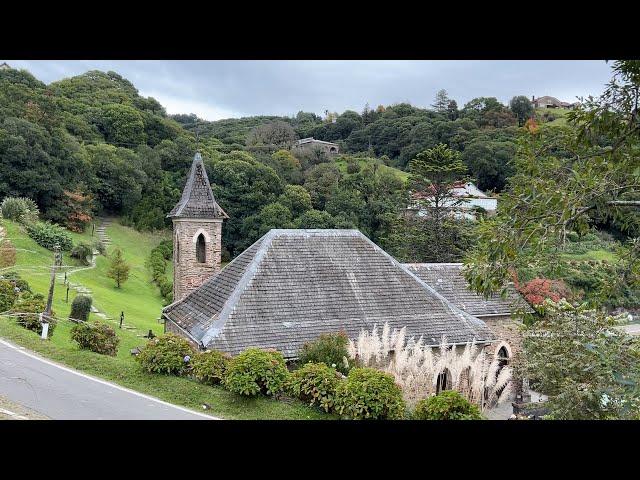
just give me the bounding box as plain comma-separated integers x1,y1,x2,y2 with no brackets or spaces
168,152,228,219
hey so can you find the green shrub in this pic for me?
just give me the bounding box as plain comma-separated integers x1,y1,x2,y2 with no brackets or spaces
70,242,93,265
147,240,173,302
25,221,73,251
566,231,580,242
190,350,231,385
1,196,39,223
0,279,18,312
136,333,195,375
93,240,106,256
334,367,405,419
12,293,56,338
298,332,352,375
287,362,343,412
70,294,92,322
1,272,31,293
413,391,483,420
70,320,120,356
346,160,360,174
224,348,289,396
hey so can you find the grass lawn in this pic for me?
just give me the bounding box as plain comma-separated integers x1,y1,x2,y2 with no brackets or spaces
561,249,618,262
535,107,571,127
0,218,331,420
334,156,410,182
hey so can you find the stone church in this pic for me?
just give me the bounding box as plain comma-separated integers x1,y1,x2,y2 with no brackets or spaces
162,153,525,367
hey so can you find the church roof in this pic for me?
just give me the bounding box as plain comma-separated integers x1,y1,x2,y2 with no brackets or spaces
402,263,532,317
163,229,496,358
167,152,228,219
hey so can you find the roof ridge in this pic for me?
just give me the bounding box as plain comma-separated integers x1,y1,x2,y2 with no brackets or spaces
356,234,494,344
199,230,277,346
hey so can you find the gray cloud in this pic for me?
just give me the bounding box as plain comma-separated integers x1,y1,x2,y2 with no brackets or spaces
6,60,613,121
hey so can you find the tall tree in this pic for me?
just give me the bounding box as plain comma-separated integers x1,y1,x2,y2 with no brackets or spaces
509,95,534,126
520,300,640,419
107,248,130,288
408,144,470,261
464,60,640,300
447,99,459,120
432,89,450,113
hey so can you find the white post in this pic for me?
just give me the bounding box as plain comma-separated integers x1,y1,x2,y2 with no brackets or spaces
39,313,49,340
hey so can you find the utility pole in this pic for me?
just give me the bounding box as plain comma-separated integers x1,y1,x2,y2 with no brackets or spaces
44,243,61,317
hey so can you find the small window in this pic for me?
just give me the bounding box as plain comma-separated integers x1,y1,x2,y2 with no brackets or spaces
497,346,509,369
436,369,451,394
196,233,206,263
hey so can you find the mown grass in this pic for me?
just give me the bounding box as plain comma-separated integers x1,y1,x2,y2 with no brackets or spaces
535,107,571,127
334,156,410,182
561,249,618,262
0,321,330,419
0,218,331,420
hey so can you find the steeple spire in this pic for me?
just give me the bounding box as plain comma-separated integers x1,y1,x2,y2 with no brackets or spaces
167,152,228,219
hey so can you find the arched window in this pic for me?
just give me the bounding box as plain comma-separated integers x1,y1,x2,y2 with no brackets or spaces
196,233,206,263
436,369,452,394
497,346,509,370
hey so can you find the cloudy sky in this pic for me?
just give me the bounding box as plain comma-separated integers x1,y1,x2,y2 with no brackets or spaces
7,60,613,121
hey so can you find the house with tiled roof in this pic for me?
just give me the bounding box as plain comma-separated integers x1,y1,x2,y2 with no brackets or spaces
531,95,579,109
409,181,498,220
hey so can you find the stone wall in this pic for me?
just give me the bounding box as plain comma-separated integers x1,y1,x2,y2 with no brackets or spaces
164,318,203,350
481,314,526,401
172,218,223,301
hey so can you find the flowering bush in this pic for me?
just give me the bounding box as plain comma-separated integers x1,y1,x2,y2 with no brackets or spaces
136,333,194,375
190,350,230,385
334,367,406,420
287,362,343,412
413,391,483,420
297,332,352,375
71,321,120,356
517,277,572,306
224,348,289,396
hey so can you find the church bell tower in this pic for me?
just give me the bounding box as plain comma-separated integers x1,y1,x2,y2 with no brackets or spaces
167,152,228,301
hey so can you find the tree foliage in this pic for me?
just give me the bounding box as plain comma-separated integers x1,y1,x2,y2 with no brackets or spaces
106,248,130,288
520,300,640,419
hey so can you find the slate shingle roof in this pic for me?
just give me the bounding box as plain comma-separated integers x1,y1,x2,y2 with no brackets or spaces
167,152,228,219
402,263,531,317
163,230,496,358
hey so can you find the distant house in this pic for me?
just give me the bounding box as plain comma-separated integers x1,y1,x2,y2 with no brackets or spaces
0,62,11,70
409,181,498,220
292,137,339,155
531,95,578,109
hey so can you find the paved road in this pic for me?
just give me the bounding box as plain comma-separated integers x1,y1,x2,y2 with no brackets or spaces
0,339,215,420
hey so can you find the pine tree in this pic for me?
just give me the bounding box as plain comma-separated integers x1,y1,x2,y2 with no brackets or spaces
432,89,450,112
409,144,469,262
107,248,130,288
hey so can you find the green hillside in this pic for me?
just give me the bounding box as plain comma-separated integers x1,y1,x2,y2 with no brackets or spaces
334,156,410,182
535,107,571,126
0,218,329,419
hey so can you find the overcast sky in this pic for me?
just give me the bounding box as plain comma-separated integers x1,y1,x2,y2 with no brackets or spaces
6,60,613,121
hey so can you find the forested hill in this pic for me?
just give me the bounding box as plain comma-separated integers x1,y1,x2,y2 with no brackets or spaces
173,98,524,189
0,66,533,260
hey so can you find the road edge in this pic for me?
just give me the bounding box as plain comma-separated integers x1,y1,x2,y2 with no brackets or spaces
0,338,219,420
